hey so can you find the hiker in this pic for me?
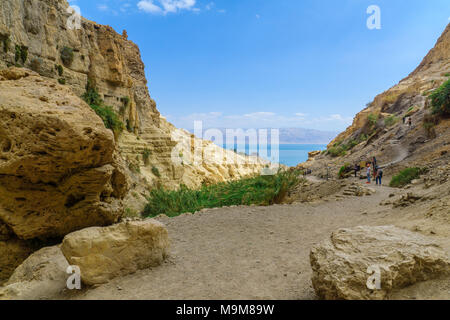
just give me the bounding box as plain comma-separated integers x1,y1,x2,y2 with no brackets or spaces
408,117,412,127
354,163,359,177
366,164,371,184
376,166,383,185
372,157,377,171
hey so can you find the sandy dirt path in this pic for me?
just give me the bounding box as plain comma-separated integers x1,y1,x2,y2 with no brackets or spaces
67,182,397,300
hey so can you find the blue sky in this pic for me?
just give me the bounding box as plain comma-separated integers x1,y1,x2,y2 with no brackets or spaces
69,0,450,131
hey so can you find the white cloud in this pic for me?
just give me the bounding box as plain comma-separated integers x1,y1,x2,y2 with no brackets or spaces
97,4,110,12
138,0,163,13
166,111,352,131
138,0,197,14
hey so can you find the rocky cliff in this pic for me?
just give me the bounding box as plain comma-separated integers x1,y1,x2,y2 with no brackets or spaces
304,23,450,179
0,0,267,282
0,0,267,204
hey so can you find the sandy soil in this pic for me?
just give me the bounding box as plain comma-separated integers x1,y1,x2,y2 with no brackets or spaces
55,178,450,300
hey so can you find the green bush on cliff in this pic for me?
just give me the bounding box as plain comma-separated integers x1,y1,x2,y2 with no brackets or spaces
61,46,74,66
429,78,450,115
389,167,425,188
14,45,28,64
143,169,303,218
1,35,10,53
82,80,124,138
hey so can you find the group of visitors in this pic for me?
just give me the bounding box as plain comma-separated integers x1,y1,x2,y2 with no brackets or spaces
403,116,412,127
366,157,383,185
354,157,383,185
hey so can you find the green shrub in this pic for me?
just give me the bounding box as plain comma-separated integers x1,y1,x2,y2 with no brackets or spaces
55,64,64,76
82,79,102,106
368,113,379,127
151,166,161,178
384,115,398,127
1,35,10,53
142,148,151,165
14,45,27,64
60,46,74,66
445,73,450,77
328,146,346,157
57,78,66,85
429,78,450,115
82,80,124,138
143,170,303,218
389,167,424,188
90,104,124,137
338,163,351,179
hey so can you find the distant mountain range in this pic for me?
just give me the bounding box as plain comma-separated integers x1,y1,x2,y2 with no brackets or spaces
189,128,339,145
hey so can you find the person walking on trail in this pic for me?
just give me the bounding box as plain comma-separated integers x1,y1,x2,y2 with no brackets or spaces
376,167,383,185
354,163,359,178
372,157,377,171
408,117,412,127
366,164,371,184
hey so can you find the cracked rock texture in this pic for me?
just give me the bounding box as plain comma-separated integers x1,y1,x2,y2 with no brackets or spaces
310,225,450,300
61,220,169,285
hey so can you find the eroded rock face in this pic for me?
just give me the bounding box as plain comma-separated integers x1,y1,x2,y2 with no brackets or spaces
310,226,450,300
0,239,36,285
61,220,169,285
0,245,69,300
0,0,267,201
0,69,128,241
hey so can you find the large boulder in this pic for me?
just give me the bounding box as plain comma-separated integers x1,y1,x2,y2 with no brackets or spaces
61,220,169,285
0,246,69,300
0,239,36,285
0,68,128,240
310,225,450,300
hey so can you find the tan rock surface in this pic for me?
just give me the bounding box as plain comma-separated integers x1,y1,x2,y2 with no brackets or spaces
0,69,128,240
0,245,69,300
61,220,169,285
0,239,36,285
310,225,450,300
0,0,267,205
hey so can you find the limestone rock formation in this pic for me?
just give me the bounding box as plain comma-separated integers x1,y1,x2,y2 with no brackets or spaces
310,226,450,300
0,246,69,300
61,220,169,285
0,69,128,282
303,24,450,180
0,0,267,204
0,69,128,240
0,238,36,285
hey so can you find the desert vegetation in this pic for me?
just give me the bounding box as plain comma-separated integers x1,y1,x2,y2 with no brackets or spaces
143,169,303,218
429,78,450,116
82,79,124,138
389,167,425,188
